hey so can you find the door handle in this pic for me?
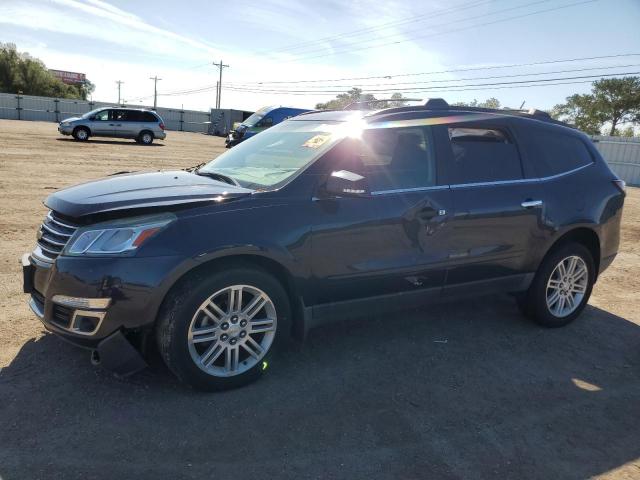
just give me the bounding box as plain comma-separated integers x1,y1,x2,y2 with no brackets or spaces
109,123,115,126
418,207,446,221
521,199,543,209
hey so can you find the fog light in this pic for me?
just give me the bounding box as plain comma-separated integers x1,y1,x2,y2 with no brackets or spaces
52,295,111,309
70,309,106,335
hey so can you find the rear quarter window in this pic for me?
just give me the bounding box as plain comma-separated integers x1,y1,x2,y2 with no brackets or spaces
522,127,594,177
142,112,158,122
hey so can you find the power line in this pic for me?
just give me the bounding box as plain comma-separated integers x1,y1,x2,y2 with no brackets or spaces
285,0,598,62
220,78,620,97
271,0,554,60
259,0,496,56
227,64,640,90
222,71,639,95
232,53,640,86
149,55,640,99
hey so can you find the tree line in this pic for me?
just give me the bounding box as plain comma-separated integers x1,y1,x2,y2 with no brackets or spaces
314,79,640,137
0,43,94,100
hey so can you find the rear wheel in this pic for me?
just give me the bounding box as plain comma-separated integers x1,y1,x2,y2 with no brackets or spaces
72,127,89,141
138,131,154,145
518,242,595,327
156,267,291,391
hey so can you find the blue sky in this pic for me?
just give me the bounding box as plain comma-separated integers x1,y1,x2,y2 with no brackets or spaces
1,0,639,112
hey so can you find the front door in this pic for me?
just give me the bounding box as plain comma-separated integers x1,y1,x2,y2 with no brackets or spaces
441,121,546,295
88,109,114,137
310,124,453,311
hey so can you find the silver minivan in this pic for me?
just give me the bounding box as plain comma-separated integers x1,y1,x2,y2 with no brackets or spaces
58,107,167,145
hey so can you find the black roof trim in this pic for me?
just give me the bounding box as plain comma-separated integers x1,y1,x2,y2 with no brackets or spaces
365,98,566,126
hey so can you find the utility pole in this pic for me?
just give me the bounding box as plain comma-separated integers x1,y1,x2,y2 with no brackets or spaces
212,60,229,109
149,75,162,110
215,81,219,109
116,80,124,105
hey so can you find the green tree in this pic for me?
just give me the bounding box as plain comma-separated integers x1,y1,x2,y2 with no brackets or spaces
620,126,635,137
0,42,92,100
451,97,501,109
315,88,376,110
552,77,640,135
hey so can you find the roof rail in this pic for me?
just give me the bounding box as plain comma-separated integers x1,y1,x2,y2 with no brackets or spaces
344,98,423,110
365,99,564,125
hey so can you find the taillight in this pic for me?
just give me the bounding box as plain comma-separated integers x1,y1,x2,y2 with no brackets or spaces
159,122,165,130
613,179,626,194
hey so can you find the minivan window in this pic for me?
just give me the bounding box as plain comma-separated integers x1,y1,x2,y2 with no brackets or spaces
358,126,436,191
93,109,110,121
523,127,594,177
447,126,523,184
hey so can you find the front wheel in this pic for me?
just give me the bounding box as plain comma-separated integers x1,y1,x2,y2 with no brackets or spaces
518,242,595,327
156,267,291,391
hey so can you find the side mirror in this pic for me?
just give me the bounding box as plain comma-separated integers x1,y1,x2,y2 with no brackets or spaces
324,170,369,197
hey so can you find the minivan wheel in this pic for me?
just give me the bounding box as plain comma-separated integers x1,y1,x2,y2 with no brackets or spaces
138,131,154,145
156,267,291,391
72,127,89,141
518,242,595,327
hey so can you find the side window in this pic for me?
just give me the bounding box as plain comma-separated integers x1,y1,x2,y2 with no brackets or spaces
523,128,594,177
94,109,110,121
112,110,129,121
142,112,157,122
125,110,143,122
447,126,523,184
358,126,436,192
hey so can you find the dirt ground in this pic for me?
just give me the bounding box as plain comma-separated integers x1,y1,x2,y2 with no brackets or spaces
0,119,639,479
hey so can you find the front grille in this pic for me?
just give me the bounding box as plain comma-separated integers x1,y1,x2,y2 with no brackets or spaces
34,211,79,262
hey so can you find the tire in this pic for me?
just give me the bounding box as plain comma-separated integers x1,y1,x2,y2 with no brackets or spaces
518,242,595,327
156,267,291,391
72,127,90,141
138,131,154,145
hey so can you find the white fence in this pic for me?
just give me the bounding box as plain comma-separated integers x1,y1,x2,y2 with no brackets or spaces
0,92,211,133
592,136,640,187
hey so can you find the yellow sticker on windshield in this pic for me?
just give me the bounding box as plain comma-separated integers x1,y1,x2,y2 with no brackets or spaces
302,134,331,149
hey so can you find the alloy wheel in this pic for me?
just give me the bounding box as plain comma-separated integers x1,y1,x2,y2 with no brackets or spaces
187,285,277,377
545,255,588,318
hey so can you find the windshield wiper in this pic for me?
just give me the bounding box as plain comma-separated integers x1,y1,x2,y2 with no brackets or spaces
194,169,240,187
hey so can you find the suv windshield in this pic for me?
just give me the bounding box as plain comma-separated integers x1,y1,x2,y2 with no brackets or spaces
199,120,345,189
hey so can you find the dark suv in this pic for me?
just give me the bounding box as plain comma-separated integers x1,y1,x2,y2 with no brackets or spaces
22,99,625,391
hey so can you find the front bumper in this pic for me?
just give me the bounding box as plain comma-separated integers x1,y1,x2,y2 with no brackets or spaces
22,251,186,349
58,124,73,135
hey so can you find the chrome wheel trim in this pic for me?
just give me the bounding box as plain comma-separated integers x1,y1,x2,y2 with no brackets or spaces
546,255,588,318
76,129,87,140
142,133,152,143
187,285,277,378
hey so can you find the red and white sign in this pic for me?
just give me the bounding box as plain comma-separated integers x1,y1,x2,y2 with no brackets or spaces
49,69,86,85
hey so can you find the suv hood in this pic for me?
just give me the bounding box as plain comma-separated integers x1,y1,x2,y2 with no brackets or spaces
45,170,253,218
61,116,82,123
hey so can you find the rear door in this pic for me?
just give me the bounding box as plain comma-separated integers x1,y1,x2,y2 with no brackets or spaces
310,124,453,308
111,109,138,138
441,120,547,295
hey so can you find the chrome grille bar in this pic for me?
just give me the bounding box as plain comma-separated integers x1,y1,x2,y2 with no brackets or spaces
34,211,79,262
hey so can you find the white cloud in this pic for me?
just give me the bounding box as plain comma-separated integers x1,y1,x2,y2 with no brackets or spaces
0,0,457,111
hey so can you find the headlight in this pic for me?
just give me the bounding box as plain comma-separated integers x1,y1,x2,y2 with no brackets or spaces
61,122,71,127
64,213,176,256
